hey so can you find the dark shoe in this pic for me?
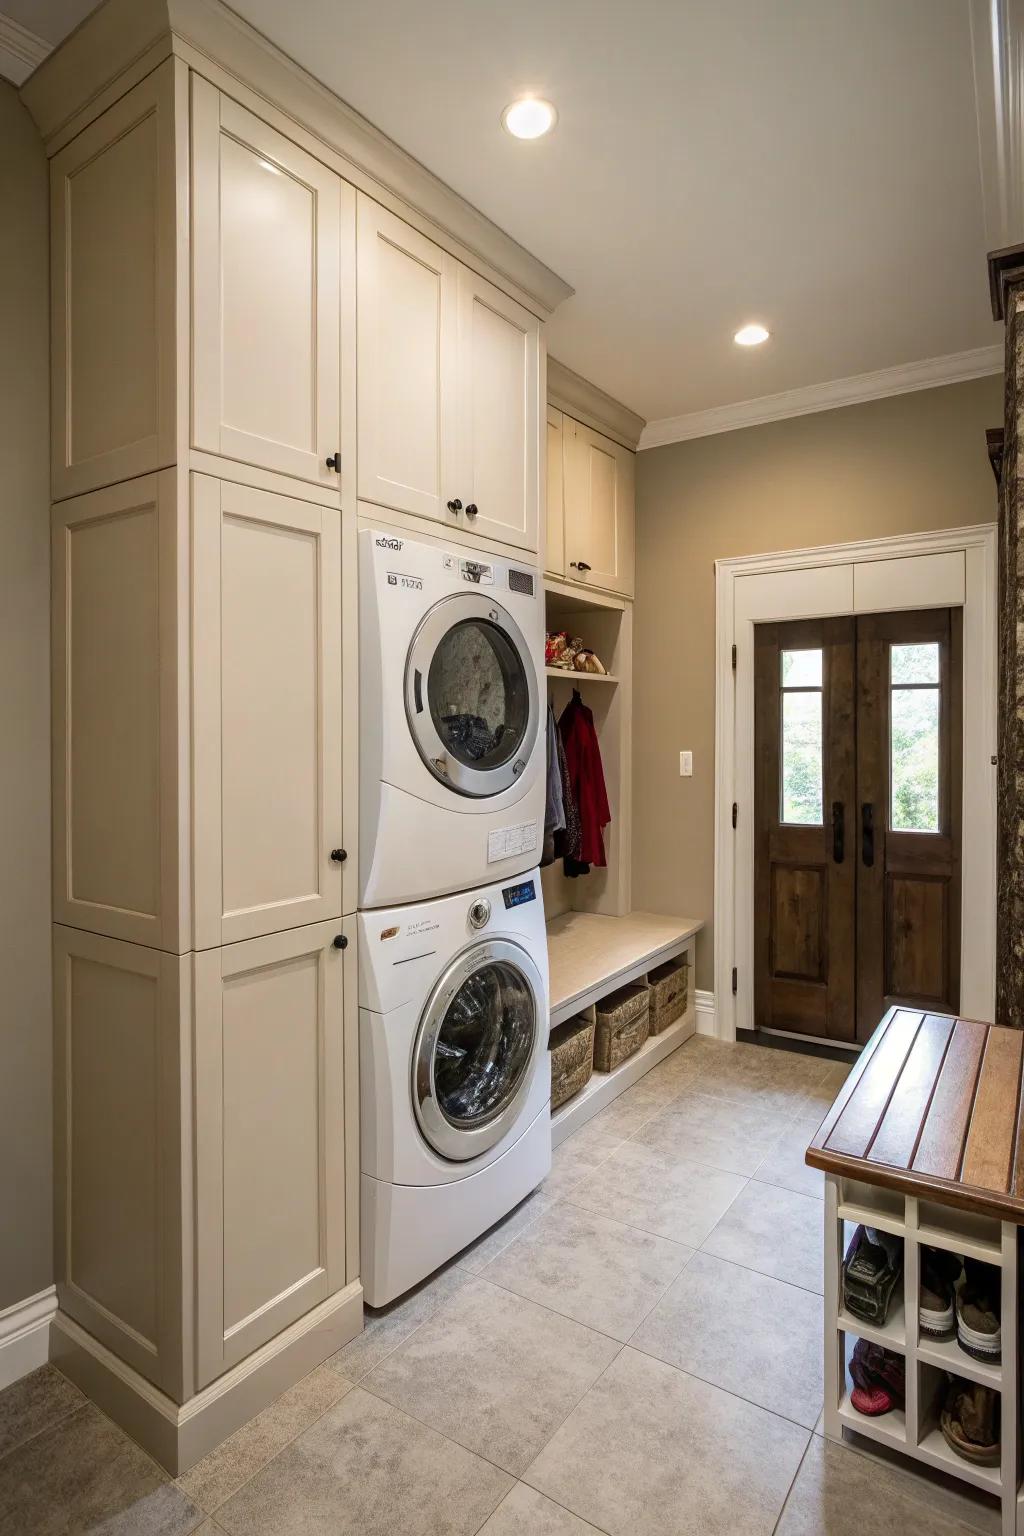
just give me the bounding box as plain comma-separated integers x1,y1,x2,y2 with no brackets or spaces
849,1338,905,1416
919,1246,962,1341
843,1225,903,1327
940,1377,1000,1465
957,1259,1001,1363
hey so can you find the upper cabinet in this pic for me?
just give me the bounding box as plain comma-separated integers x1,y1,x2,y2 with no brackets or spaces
563,417,636,598
50,59,182,502
357,193,541,554
191,79,351,491
545,406,566,579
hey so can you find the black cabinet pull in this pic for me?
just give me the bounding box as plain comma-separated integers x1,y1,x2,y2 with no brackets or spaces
861,803,874,867
446,499,462,513
332,934,348,950
465,503,478,518
325,451,341,472
832,801,844,864
329,848,347,863
570,560,592,572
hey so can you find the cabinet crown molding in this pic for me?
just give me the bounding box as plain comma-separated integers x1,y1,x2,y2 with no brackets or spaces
547,357,645,451
20,0,573,320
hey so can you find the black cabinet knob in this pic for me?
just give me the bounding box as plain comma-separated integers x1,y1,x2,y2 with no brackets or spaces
329,848,347,863
465,503,478,518
332,934,348,950
326,452,341,472
446,499,463,512
570,560,592,572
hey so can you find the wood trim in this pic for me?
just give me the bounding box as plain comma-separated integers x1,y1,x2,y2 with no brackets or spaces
0,1288,58,1392
0,13,51,86
547,357,645,451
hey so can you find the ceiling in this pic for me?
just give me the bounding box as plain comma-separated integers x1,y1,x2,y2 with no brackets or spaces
6,0,1001,431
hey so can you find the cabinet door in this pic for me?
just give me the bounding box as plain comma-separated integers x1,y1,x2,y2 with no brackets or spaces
563,419,635,597
52,471,186,950
356,196,457,521
192,79,344,489
545,406,565,577
192,477,343,949
455,266,541,553
50,58,182,500
53,925,186,1397
194,919,350,1385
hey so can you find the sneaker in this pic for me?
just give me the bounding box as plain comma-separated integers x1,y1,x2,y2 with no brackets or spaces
849,1338,905,1416
940,1377,1000,1465
957,1259,1001,1364
919,1247,962,1341
843,1226,903,1327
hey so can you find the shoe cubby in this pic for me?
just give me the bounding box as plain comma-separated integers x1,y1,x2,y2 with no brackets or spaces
824,1178,1021,1534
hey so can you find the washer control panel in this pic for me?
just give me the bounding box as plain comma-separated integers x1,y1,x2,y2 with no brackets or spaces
501,878,537,909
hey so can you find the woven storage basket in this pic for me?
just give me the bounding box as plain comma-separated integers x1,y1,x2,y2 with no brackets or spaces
549,1016,595,1110
648,955,688,1035
594,982,650,1073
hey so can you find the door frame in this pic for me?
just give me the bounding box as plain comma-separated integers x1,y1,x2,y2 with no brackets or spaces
714,523,997,1044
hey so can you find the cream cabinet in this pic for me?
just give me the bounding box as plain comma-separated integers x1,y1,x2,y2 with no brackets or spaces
563,417,636,598
49,58,183,502
194,918,352,1386
192,478,345,949
192,79,351,490
545,406,566,578
357,193,541,552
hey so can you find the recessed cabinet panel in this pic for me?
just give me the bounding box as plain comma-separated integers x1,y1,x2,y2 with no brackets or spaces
52,472,184,950
50,59,180,499
192,79,345,488
545,406,565,577
356,196,456,521
194,920,348,1385
564,419,635,597
192,477,343,949
456,267,540,552
53,925,184,1396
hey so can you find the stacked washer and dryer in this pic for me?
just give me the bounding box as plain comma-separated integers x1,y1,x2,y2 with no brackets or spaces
357,528,552,1307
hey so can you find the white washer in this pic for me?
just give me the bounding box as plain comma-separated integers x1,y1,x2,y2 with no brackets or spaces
359,526,545,909
360,870,550,1307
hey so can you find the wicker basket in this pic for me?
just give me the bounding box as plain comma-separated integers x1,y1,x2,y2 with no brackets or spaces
549,1016,595,1110
648,955,689,1035
594,982,650,1073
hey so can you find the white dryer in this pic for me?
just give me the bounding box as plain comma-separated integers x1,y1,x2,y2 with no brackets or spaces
360,870,550,1307
359,527,545,908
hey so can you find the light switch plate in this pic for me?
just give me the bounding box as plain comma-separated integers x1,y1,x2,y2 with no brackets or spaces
680,751,693,777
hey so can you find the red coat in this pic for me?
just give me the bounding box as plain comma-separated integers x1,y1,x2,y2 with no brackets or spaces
558,692,611,868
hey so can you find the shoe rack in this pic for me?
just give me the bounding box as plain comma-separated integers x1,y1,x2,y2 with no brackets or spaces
823,1174,1021,1534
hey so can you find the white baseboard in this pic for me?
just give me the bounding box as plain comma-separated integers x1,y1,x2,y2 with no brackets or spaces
694,989,716,1037
0,1286,57,1390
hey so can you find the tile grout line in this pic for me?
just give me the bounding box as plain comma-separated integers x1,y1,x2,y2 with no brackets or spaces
0,1396,88,1468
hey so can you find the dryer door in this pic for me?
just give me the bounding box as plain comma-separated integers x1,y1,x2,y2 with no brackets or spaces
404,593,540,797
412,938,546,1162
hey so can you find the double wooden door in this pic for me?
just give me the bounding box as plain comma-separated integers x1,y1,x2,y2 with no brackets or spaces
754,610,962,1044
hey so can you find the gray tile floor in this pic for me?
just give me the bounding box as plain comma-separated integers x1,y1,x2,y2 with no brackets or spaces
0,1036,1002,1536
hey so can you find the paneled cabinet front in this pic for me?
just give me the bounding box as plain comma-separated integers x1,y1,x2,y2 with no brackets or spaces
191,78,351,490
193,919,351,1387
563,418,635,598
191,476,345,949
545,406,566,578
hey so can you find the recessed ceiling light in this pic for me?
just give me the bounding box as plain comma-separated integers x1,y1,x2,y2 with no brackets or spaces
502,97,557,140
734,323,770,347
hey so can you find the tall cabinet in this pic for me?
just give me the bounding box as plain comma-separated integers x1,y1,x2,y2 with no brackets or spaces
28,0,564,1476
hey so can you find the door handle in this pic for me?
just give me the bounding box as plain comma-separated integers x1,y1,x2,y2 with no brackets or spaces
861,803,874,867
570,560,592,572
832,801,844,863
465,503,478,519
446,499,463,513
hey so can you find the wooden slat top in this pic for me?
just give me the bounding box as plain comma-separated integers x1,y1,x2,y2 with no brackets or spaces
806,1006,1024,1224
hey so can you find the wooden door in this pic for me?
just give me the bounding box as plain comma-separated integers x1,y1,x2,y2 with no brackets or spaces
545,406,566,577
356,195,458,522
193,918,350,1386
192,79,345,489
454,266,541,552
563,419,635,597
191,477,343,950
754,619,857,1042
856,609,962,1040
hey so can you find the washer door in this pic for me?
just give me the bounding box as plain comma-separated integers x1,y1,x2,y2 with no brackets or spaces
412,938,545,1162
404,593,540,797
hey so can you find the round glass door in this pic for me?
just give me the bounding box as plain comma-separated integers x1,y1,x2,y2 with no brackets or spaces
412,939,545,1161
405,594,540,797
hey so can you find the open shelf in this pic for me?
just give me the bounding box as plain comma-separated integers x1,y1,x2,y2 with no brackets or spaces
838,1202,906,1240
838,1391,907,1450
838,1297,906,1351
915,1425,1003,1496
545,666,618,684
551,1008,694,1147
916,1330,1002,1389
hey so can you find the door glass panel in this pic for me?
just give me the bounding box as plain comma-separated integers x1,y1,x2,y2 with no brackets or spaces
428,618,530,769
891,643,939,685
891,670,940,833
780,648,823,825
433,961,535,1127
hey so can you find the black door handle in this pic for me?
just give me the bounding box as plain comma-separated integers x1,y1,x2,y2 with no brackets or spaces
832,801,844,863
862,803,874,867
446,499,463,513
325,451,341,472
465,503,478,518
329,848,347,863
570,560,592,572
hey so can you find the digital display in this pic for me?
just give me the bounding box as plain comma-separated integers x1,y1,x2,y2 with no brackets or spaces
502,879,536,909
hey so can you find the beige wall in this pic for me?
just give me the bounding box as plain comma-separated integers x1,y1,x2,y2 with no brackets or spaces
0,82,52,1309
632,374,1003,992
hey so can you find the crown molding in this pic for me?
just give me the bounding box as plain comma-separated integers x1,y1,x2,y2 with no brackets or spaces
547,357,645,451
638,345,1005,450
0,13,50,85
